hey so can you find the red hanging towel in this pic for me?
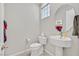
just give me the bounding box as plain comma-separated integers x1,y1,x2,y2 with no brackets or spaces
3,20,7,43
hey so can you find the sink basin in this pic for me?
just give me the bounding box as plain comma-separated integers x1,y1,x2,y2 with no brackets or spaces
49,36,72,47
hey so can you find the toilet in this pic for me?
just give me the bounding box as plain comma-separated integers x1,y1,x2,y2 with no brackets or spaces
26,33,47,56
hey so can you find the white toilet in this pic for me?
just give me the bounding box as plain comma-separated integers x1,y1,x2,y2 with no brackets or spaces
26,33,47,56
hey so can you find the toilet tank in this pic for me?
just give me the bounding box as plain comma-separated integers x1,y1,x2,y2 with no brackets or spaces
38,33,47,45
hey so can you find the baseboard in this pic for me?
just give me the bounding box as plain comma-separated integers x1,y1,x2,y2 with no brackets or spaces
9,49,30,56
45,49,55,56
9,48,54,56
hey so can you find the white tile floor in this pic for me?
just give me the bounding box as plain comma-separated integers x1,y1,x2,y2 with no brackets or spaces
24,51,50,56
41,52,50,56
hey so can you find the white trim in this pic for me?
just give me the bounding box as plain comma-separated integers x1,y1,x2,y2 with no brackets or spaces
41,3,50,19
41,3,48,8
8,49,54,56
9,49,31,56
45,49,55,56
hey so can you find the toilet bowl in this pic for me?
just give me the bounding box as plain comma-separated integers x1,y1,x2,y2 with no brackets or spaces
30,43,43,56
26,33,47,56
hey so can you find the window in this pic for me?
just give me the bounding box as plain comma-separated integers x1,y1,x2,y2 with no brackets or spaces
41,3,50,19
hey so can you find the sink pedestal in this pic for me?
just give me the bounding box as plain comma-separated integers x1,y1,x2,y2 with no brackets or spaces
49,36,72,56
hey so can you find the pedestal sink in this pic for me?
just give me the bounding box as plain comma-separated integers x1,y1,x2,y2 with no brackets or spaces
49,36,72,56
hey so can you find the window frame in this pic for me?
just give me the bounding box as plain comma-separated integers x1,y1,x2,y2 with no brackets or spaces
41,3,50,19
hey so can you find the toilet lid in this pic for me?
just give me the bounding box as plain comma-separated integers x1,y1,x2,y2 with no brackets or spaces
30,43,42,48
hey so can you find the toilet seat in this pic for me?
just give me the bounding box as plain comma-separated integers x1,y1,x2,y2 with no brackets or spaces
30,43,42,48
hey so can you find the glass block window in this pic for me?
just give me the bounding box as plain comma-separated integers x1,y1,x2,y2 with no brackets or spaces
41,3,50,19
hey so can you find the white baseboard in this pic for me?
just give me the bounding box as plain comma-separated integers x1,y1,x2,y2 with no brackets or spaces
45,49,55,56
8,48,54,56
9,49,30,56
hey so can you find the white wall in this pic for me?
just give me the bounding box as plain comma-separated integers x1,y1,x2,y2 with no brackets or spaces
40,3,79,56
4,3,40,55
0,3,3,44
0,3,4,55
